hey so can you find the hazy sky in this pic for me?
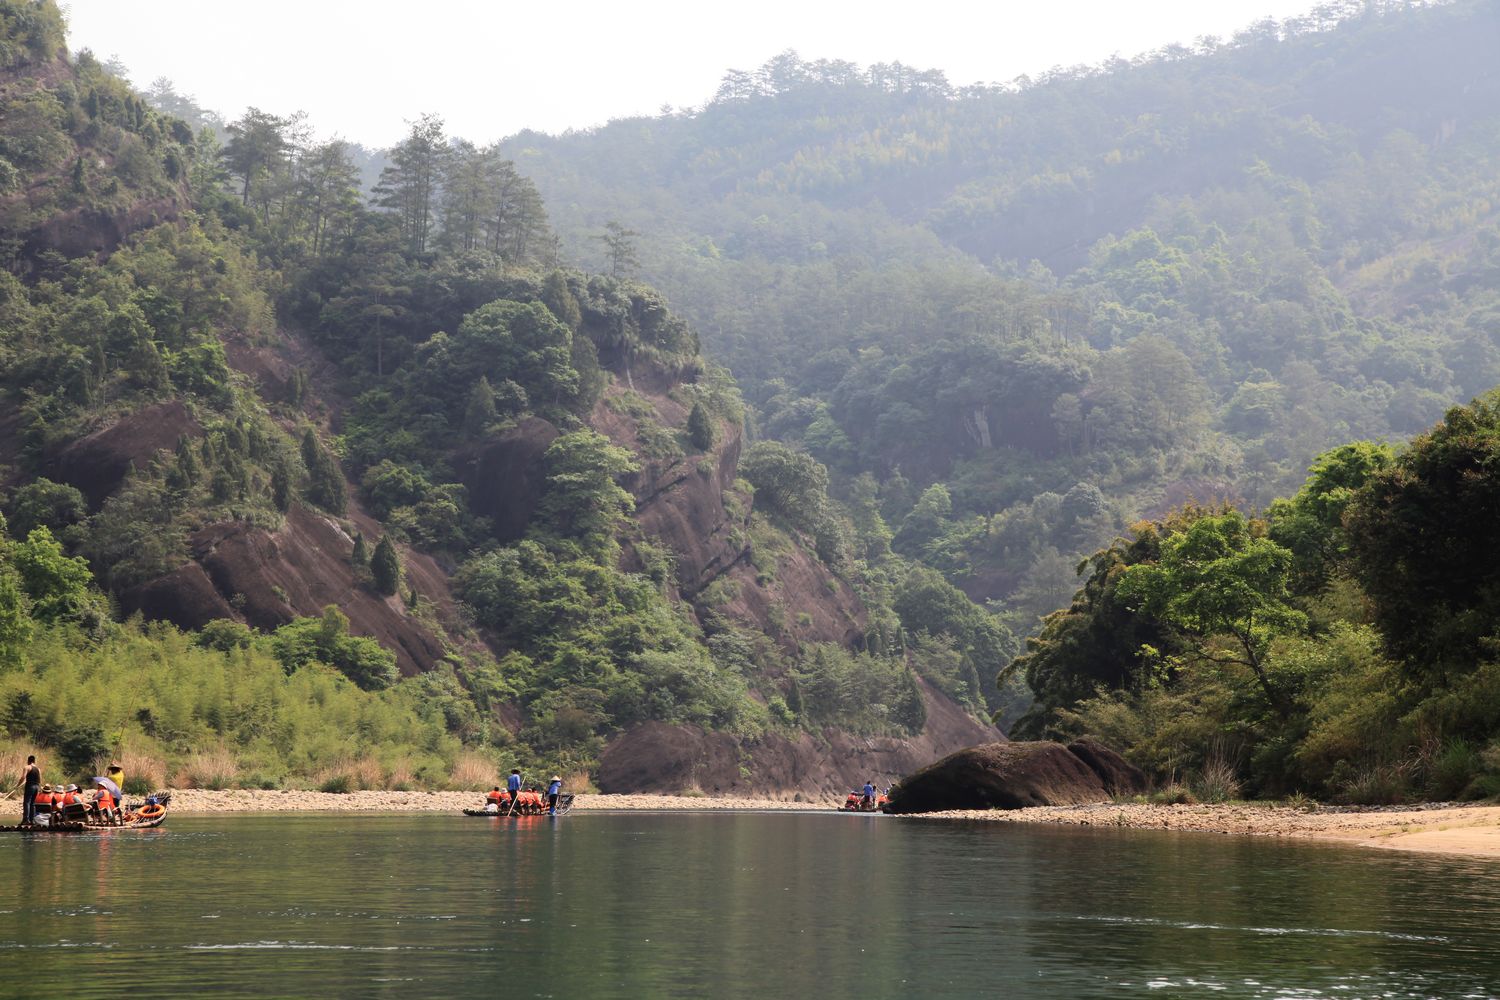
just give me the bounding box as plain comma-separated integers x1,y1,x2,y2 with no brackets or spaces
66,1,1324,148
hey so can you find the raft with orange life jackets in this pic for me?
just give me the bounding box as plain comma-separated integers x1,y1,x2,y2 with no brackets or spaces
463,788,574,817
838,790,889,812
2,791,170,832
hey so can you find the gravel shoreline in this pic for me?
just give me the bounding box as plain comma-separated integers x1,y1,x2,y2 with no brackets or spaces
8,791,1499,857
910,801,1500,857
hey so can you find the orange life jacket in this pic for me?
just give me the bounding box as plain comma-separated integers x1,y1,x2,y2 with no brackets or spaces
96,790,115,811
35,791,52,806
486,791,506,804
62,792,78,806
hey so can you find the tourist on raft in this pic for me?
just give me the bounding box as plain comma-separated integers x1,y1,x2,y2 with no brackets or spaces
485,787,508,812
547,775,562,815
32,784,54,825
90,781,118,825
12,755,41,827
57,784,84,821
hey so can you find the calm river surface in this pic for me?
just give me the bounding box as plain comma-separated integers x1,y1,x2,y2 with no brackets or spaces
2,812,1499,998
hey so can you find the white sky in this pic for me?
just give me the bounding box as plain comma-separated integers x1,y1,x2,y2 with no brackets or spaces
64,0,1324,148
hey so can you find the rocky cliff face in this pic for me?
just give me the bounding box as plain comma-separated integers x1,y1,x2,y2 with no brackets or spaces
592,378,867,651
121,505,454,676
74,330,464,676
596,679,1002,798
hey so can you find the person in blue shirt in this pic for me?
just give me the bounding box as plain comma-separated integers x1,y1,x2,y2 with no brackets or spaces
861,780,876,809
547,775,562,815
506,769,522,812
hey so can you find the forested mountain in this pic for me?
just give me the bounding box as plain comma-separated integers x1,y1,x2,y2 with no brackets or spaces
10,0,1500,804
498,0,1500,660
0,0,998,792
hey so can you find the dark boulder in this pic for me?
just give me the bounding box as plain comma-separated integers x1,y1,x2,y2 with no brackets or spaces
1066,738,1148,797
885,741,1109,813
453,417,559,542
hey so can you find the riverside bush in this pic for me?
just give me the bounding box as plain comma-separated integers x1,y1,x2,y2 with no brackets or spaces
0,622,462,786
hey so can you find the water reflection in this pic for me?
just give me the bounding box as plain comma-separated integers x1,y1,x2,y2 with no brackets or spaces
2,813,1499,998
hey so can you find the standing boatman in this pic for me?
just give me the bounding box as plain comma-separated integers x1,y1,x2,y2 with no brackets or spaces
862,779,877,809
547,775,562,815
106,762,125,800
14,755,41,827
507,768,522,811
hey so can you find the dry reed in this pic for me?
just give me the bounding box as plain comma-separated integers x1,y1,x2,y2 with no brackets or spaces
447,752,498,790
172,746,241,790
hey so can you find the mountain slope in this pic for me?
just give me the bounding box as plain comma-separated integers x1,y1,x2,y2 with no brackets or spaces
0,2,1000,792
495,0,1500,648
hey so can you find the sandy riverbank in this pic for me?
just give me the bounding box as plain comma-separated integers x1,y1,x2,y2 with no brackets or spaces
913,801,1500,858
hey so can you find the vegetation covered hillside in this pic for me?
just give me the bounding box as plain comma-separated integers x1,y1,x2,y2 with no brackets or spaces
1011,392,1500,805
498,0,1500,677
0,0,1003,792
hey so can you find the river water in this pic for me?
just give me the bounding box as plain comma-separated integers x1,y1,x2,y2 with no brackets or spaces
2,811,1498,998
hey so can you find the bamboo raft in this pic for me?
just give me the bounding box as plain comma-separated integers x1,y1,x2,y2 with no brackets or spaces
2,794,169,833
464,793,574,817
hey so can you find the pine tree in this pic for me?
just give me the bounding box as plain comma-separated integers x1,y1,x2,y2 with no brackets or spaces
463,376,497,438
271,464,292,512
351,532,369,567
174,435,200,485
371,536,401,596
301,428,346,515
597,220,640,279
542,270,582,332
373,113,448,255
687,401,715,452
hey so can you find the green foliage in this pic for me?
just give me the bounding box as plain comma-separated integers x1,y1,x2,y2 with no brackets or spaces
1268,442,1395,593
739,440,846,563
893,565,1014,711
791,644,925,736
0,621,457,785
686,400,715,452
533,430,637,558
300,428,347,515
371,537,400,597
270,605,398,691
10,526,103,628
5,478,85,538
1117,509,1306,717
1345,393,1500,691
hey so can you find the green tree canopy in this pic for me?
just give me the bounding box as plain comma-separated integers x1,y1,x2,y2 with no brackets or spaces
1117,509,1306,717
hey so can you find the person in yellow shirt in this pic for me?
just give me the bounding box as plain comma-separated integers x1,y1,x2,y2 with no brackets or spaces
106,763,125,799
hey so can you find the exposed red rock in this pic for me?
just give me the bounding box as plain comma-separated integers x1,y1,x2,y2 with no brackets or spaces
45,400,201,508
27,195,184,263
122,505,450,676
1066,737,1148,797
597,679,1001,797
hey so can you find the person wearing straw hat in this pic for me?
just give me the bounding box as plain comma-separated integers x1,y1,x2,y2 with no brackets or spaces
547,775,562,815
106,762,125,800
32,784,54,826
